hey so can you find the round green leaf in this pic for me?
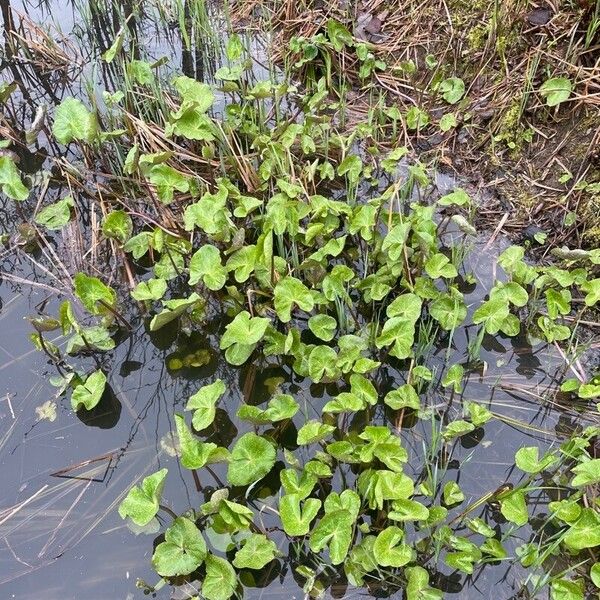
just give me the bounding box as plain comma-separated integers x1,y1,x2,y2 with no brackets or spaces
227,432,276,486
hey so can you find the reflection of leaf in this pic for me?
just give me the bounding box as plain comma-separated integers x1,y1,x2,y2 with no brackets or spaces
227,432,276,486
118,468,168,526
151,517,207,577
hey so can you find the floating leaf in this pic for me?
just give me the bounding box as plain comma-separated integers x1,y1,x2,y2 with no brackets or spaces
274,276,314,323
498,489,528,526
189,245,227,290
202,555,237,600
406,566,443,600
472,298,509,334
443,481,465,505
563,508,600,550
571,458,600,487
233,533,278,569
373,526,412,567
227,432,276,486
152,516,207,577
53,97,97,145
118,468,168,526
0,156,29,201
384,384,420,410
442,363,464,393
131,278,167,302
71,370,106,411
74,273,116,315
150,293,202,331
280,494,321,536
308,314,337,341
297,420,335,445
174,414,224,470
515,446,557,474
186,379,226,431
309,510,354,565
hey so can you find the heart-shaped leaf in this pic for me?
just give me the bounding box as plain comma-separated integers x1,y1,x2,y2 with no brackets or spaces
53,97,98,145
309,509,354,565
189,245,227,290
0,155,29,201
151,516,207,577
233,533,278,569
274,276,314,322
186,379,226,431
71,369,106,411
118,468,168,526
35,196,74,229
280,494,321,536
202,555,237,600
373,526,412,567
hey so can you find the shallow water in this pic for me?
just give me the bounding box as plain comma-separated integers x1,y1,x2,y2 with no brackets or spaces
0,2,595,599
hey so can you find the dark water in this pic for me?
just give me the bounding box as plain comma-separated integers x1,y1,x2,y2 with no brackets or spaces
0,2,594,599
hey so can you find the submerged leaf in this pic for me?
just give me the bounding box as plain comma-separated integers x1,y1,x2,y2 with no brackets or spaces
35,196,74,229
